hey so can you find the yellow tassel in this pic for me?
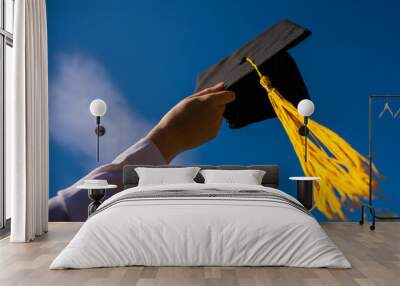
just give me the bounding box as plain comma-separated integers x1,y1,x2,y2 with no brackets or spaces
246,57,380,219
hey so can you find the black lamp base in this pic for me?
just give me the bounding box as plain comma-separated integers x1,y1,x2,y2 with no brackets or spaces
95,125,106,136
298,125,308,136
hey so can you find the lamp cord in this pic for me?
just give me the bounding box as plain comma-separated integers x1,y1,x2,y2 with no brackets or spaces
97,124,99,162
304,116,308,162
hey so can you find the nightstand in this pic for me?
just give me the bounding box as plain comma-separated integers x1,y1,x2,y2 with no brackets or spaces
289,177,320,211
77,184,117,216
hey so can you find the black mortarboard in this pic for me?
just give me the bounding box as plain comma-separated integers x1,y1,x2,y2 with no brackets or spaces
195,20,311,128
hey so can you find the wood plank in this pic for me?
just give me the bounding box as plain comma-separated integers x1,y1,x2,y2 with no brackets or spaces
0,222,399,286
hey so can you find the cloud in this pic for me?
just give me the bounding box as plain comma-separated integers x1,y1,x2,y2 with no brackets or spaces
49,53,153,168
49,53,195,169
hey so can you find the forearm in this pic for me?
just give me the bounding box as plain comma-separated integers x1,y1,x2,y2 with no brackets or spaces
146,125,182,163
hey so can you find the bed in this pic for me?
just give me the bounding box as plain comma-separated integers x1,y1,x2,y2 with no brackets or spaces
50,165,350,269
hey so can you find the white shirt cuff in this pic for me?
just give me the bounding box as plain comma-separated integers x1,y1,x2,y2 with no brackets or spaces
112,137,167,166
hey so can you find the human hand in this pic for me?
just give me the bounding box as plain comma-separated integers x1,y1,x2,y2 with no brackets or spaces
147,82,235,162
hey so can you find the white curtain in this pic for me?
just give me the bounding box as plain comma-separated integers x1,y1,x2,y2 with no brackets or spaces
7,0,49,242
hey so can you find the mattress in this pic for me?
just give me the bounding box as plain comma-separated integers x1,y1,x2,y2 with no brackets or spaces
50,183,351,269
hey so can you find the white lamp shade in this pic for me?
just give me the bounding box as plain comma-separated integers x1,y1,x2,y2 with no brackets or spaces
297,99,315,117
90,99,107,117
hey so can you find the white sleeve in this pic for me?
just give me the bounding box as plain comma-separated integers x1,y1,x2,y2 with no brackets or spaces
49,137,166,221
112,137,166,165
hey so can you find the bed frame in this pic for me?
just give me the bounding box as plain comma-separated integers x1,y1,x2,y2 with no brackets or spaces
123,165,279,189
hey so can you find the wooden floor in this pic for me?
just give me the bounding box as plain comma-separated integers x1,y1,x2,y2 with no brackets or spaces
0,222,399,286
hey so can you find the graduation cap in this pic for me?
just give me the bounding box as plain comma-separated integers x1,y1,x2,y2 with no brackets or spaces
195,20,311,128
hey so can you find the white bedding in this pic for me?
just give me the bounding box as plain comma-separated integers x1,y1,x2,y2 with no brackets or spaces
50,183,351,269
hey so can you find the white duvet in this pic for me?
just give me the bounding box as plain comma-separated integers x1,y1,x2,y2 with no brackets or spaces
50,183,351,269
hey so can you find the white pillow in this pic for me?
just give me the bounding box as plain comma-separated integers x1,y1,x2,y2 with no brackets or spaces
135,167,200,186
200,169,266,185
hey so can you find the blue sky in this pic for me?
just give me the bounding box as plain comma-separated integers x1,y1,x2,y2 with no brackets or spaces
47,0,400,221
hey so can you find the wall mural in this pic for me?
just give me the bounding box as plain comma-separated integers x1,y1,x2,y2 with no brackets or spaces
47,0,400,222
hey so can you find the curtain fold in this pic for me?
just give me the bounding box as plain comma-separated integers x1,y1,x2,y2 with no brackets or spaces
8,0,48,242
